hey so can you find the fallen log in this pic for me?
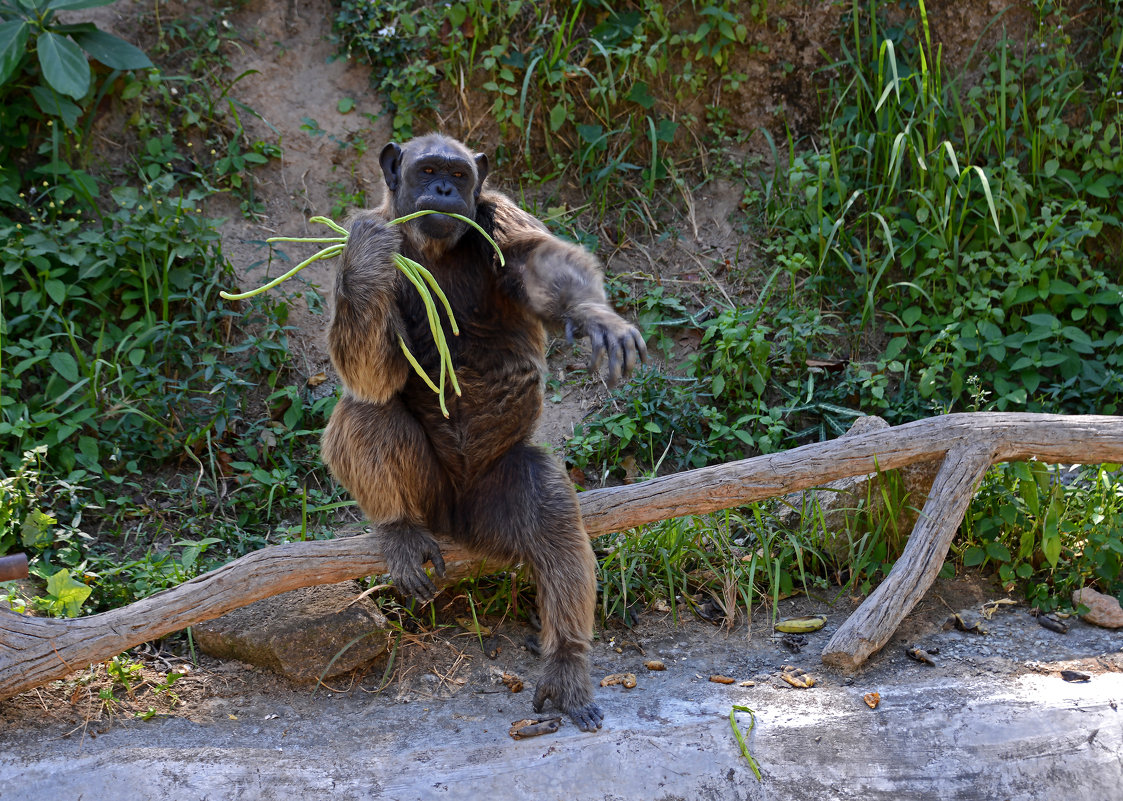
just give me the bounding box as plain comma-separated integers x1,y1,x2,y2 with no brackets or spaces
2,412,1121,699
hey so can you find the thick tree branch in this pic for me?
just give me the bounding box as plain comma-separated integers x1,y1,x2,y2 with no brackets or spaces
2,413,1121,700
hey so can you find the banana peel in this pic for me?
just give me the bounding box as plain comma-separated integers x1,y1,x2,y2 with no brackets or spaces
774,615,827,634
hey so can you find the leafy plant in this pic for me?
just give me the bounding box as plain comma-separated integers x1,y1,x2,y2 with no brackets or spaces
0,0,151,105
962,462,1123,611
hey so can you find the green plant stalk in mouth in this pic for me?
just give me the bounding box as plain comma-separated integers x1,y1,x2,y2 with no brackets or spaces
221,211,505,417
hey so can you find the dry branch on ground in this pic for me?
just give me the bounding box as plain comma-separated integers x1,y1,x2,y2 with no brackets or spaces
2,413,1122,699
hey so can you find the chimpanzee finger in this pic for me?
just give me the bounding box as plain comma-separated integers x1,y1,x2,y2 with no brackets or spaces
532,682,553,713
634,328,649,363
424,545,446,578
621,327,645,376
398,568,438,603
606,333,624,385
588,326,608,373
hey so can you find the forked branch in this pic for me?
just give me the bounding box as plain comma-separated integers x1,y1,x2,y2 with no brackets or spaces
2,413,1121,700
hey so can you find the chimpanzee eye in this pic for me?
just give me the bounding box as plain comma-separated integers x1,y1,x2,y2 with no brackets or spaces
452,171,464,178
422,167,435,174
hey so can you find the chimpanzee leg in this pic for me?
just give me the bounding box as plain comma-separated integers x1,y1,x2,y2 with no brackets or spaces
322,394,452,601
457,442,602,731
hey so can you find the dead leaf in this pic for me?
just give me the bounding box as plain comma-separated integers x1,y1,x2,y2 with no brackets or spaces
455,617,491,637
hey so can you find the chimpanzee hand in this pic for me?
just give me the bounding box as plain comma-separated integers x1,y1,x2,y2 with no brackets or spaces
342,213,403,283
567,308,647,386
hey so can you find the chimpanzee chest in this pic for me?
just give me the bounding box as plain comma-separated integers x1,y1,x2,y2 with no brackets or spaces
396,253,547,476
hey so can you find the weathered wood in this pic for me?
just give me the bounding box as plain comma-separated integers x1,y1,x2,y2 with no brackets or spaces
819,442,994,670
2,412,1121,700
0,554,28,583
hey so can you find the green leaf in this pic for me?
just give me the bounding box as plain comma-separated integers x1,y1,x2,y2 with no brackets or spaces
43,568,92,618
712,373,725,397
548,102,567,132
627,80,656,109
963,546,986,567
49,350,79,382
37,31,90,99
1084,175,1112,199
1042,531,1061,568
0,20,30,88
47,0,119,10
1021,312,1058,328
30,84,82,128
337,97,354,113
71,29,152,70
78,434,98,464
21,509,57,549
985,541,1011,563
44,277,66,303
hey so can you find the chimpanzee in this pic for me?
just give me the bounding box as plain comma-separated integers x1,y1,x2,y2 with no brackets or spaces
321,133,646,731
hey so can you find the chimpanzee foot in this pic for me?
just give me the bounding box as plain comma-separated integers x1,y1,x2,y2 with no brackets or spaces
381,526,446,603
532,658,603,732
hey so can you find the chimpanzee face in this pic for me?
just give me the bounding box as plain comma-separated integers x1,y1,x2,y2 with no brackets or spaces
380,134,489,242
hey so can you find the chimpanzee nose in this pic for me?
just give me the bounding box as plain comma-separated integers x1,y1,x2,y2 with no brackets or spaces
435,180,454,196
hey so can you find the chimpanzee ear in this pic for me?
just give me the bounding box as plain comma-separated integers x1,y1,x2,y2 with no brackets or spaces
473,152,489,199
380,143,403,192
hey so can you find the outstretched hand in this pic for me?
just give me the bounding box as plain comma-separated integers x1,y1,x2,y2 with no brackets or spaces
568,310,648,386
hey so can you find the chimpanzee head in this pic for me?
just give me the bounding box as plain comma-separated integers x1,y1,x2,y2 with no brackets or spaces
379,133,489,245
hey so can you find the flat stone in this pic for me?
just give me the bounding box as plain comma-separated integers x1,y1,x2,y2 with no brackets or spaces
1073,586,1123,629
193,580,390,681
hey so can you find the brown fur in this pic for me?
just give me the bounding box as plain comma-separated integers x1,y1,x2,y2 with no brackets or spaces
321,134,645,731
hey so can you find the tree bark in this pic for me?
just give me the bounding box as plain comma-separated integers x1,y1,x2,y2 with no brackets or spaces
2,412,1121,700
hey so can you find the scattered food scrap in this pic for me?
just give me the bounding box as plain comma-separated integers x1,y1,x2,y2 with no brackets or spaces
863,692,881,709
780,667,815,689
907,646,938,666
501,672,523,693
1036,613,1068,634
454,617,491,637
774,615,827,634
509,717,562,739
729,705,762,781
644,660,666,671
779,633,807,653
601,672,637,689
709,675,736,685
981,598,1017,619
945,610,987,635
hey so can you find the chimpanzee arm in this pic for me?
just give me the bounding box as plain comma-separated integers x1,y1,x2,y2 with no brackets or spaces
488,194,647,384
328,211,410,403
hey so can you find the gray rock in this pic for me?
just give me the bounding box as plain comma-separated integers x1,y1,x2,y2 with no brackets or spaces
194,580,390,681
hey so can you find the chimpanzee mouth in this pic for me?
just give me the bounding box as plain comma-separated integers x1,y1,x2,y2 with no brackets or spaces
416,209,463,239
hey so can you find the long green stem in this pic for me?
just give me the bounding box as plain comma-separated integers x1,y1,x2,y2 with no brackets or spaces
221,211,500,412
219,243,343,301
